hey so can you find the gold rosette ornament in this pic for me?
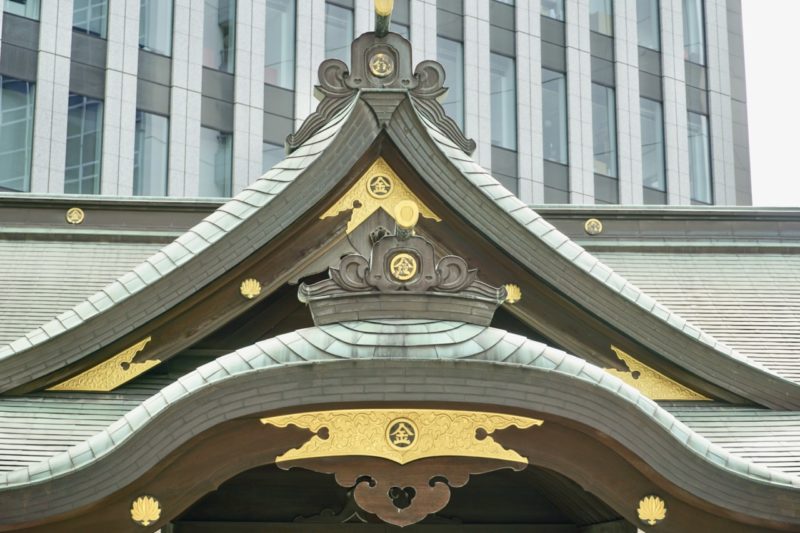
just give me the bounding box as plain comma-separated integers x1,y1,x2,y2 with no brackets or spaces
130,495,161,527
637,495,666,526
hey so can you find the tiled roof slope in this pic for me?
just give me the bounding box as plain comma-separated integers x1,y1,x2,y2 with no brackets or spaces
0,240,162,344
0,96,357,361
596,252,800,383
0,320,797,490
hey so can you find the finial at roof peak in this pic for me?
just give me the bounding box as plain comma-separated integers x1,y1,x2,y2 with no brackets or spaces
375,0,394,37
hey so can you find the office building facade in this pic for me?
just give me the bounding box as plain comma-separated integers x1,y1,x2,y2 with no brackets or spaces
0,0,750,205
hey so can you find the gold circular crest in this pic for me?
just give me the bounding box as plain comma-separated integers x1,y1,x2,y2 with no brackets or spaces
367,174,393,198
65,207,85,225
389,253,417,281
584,218,603,235
369,52,394,78
386,417,418,450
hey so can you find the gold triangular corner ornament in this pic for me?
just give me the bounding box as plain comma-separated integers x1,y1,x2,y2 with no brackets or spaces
48,336,159,392
320,157,441,233
605,346,710,401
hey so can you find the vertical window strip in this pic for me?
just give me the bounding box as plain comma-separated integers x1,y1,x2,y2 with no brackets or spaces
199,127,233,197
0,76,35,192
688,111,712,203
133,111,169,196
542,69,568,165
73,0,108,38
490,52,517,151
640,97,666,192
637,0,660,51
591,83,617,178
203,0,236,72
65,95,103,195
4,0,40,20
437,36,464,130
541,0,564,21
683,0,706,65
265,0,296,90
589,0,613,36
325,3,353,66
139,0,174,56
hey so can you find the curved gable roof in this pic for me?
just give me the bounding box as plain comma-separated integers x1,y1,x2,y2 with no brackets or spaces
0,82,797,407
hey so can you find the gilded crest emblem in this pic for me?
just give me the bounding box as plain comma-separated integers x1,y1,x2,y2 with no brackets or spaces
65,207,85,225
367,174,393,198
130,495,161,526
369,52,394,77
584,217,603,235
387,418,418,449
389,253,417,281
637,495,666,525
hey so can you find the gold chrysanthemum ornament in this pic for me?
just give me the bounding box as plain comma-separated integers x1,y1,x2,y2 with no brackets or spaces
240,278,262,299
130,495,161,526
637,495,666,525
503,284,522,304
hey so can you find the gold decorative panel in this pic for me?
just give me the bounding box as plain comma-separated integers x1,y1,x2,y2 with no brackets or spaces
637,495,666,525
261,408,542,465
605,346,709,401
48,337,158,392
321,157,440,233
130,495,161,527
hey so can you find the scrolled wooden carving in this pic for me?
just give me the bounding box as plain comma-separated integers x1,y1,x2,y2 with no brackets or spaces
281,457,525,527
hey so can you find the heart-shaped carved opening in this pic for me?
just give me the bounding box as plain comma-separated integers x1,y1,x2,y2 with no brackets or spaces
388,486,416,509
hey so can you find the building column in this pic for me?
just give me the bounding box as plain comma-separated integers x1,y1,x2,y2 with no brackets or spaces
169,0,205,197
30,0,74,194
410,0,437,64
705,0,735,204
661,0,691,204
463,0,491,170
516,0,543,204
101,0,140,195
615,0,643,204
294,0,326,127
565,0,594,204
232,0,266,193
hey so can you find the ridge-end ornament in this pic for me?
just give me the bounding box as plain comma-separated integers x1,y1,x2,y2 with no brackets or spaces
584,218,603,235
130,495,161,527
66,207,85,225
240,278,262,299
637,495,666,526
504,284,522,304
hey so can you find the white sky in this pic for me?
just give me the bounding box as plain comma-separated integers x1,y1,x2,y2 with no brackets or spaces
741,0,800,206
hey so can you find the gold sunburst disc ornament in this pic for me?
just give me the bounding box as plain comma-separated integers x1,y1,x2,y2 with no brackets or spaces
240,278,262,299
637,495,666,525
584,218,603,235
369,52,394,77
130,495,161,526
504,284,522,304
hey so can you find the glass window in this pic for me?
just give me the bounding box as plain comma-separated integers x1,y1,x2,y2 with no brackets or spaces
541,0,564,21
490,53,517,150
683,0,705,64
133,111,169,196
392,22,410,39
203,0,236,72
637,0,660,50
640,97,665,191
65,95,103,194
688,111,712,203
590,0,613,36
265,0,295,89
199,127,232,197
139,0,173,56
591,83,617,177
262,141,283,172
542,69,568,165
437,36,464,130
325,3,353,65
0,76,35,192
73,0,108,38
4,0,39,20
